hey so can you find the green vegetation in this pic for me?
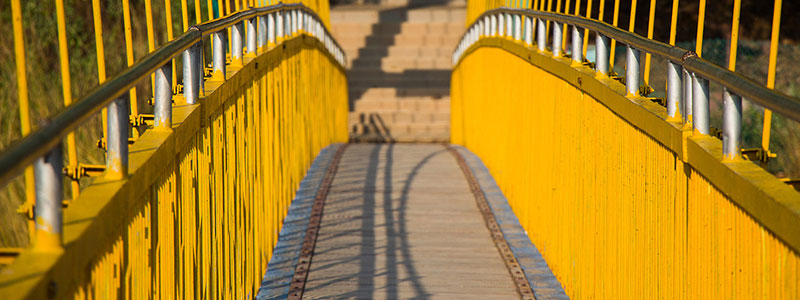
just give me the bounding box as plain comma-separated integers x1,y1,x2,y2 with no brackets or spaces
0,0,208,247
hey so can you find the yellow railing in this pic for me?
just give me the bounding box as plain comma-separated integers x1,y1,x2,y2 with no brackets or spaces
0,1,347,299
453,1,800,298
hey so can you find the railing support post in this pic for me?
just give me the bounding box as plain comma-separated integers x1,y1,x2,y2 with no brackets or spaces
683,68,693,124
625,45,640,96
154,63,173,131
498,14,505,37
723,88,743,159
552,22,563,57
183,43,201,104
246,17,257,57
524,16,532,45
537,19,546,52
258,15,267,51
212,31,226,81
268,13,276,45
293,10,299,35
106,95,129,179
506,13,513,38
276,11,284,42
33,143,63,251
667,61,682,120
572,25,584,64
490,15,496,36
514,14,522,40
232,21,244,65
693,74,710,135
595,33,609,75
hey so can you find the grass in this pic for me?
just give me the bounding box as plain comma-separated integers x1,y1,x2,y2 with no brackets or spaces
0,0,205,247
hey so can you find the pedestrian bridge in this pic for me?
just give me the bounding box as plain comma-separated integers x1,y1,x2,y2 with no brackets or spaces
1,0,799,299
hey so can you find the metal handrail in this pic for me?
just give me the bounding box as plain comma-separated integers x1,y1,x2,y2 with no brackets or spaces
454,7,800,124
0,3,345,188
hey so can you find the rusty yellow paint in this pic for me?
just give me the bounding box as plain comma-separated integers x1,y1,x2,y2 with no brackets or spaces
452,36,800,299
0,9,346,297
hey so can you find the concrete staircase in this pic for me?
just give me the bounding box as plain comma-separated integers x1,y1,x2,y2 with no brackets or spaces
330,0,466,142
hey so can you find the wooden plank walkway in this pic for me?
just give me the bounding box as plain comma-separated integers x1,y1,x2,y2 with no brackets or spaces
301,144,520,299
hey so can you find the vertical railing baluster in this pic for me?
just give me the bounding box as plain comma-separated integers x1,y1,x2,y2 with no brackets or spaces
514,14,522,40
692,74,710,135
572,25,583,63
106,94,129,179
595,33,609,75
625,45,640,96
154,63,173,130
33,143,64,251
666,61,682,119
723,89,743,159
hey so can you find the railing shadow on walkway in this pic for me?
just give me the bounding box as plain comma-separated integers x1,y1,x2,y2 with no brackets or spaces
301,144,447,299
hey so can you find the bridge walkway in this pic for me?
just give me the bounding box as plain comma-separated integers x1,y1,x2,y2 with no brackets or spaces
258,144,567,299
304,144,515,299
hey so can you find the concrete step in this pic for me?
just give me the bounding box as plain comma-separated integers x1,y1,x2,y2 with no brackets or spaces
332,22,465,37
345,57,453,70
331,8,466,24
344,46,456,58
350,87,450,100
351,99,450,113
337,37,461,51
349,112,450,126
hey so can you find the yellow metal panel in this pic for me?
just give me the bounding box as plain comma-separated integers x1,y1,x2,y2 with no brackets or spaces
0,28,347,300
452,37,800,299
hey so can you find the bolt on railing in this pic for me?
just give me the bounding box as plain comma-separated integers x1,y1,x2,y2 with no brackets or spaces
1,4,346,252
452,7,799,174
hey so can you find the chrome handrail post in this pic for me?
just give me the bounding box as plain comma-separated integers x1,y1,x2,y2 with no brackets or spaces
625,45,640,96
692,74,710,135
552,22,563,57
212,31,227,81
232,21,244,65
246,17,257,57
537,18,546,51
524,16,532,45
106,94,129,179
722,88,743,159
491,14,498,36
183,43,201,104
276,11,284,41
268,13,276,45
498,14,505,37
595,33,609,75
572,25,583,63
666,61,682,120
33,143,64,251
154,63,173,131
258,15,267,51
682,69,693,124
